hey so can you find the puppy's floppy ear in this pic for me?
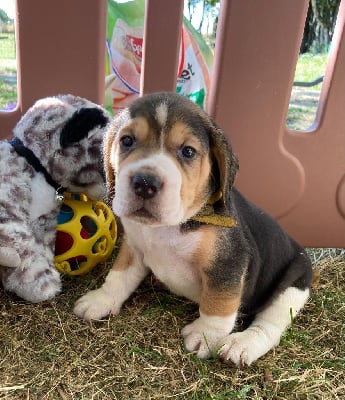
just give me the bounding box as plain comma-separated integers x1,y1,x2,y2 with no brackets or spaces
208,118,239,209
60,107,108,148
103,109,130,203
103,124,116,203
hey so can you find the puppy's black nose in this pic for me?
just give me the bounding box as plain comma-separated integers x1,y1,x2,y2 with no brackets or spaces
131,173,162,199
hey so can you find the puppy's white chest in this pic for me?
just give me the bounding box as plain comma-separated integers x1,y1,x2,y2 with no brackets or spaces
125,221,202,302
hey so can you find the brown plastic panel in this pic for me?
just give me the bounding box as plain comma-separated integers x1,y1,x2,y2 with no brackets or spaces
0,0,107,137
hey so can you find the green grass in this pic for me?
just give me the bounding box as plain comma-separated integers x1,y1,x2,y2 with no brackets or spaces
0,33,17,109
0,33,16,60
286,53,328,131
293,53,328,87
0,81,17,109
0,58,16,75
0,252,344,399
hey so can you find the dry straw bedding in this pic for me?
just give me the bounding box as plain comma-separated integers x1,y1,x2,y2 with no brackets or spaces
0,248,344,400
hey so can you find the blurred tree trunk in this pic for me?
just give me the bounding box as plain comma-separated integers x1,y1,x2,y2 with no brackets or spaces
301,0,340,53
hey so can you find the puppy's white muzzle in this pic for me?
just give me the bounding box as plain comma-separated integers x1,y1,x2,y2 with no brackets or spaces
113,153,185,226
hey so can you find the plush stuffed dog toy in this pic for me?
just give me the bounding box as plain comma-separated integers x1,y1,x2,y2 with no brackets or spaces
74,92,312,366
0,95,109,302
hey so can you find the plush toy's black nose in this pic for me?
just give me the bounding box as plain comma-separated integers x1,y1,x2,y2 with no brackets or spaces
131,173,162,199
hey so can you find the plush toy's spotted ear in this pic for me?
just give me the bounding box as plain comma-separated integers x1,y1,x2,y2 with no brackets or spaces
60,107,108,148
208,118,239,210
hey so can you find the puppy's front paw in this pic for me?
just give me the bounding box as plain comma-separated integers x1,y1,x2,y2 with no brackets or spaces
74,288,121,321
181,318,226,359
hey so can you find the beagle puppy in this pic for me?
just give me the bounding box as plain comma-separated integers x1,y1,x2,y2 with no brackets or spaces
74,92,312,366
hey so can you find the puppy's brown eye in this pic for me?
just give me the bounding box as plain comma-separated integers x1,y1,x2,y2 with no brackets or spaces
120,135,135,149
181,146,196,159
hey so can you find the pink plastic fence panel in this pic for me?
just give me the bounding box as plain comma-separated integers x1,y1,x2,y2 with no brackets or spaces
282,0,345,247
140,0,184,94
208,0,345,247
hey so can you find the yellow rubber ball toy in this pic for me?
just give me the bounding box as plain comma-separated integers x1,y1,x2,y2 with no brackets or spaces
54,192,117,275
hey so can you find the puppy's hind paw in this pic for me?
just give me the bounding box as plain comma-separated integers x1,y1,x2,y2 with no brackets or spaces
74,288,120,321
218,328,276,367
218,334,251,367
